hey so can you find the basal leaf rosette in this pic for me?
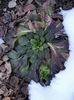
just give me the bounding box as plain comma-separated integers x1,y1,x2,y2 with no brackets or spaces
7,24,69,85
7,5,69,84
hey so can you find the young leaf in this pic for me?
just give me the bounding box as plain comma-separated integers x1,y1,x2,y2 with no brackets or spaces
40,65,50,80
45,6,53,16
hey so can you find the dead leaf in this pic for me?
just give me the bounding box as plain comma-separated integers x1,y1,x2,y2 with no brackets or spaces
2,55,9,62
48,43,65,74
52,13,63,20
0,89,4,94
17,4,36,17
45,14,52,26
34,21,44,29
60,52,69,60
5,62,11,75
10,76,19,91
26,0,33,5
0,44,8,51
24,4,36,13
0,65,6,72
0,26,5,38
27,21,36,32
2,97,10,100
0,72,3,79
0,60,3,65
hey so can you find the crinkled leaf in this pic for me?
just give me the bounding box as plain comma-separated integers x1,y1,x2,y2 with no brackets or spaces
15,45,27,55
18,37,29,46
40,65,50,80
19,65,29,77
30,54,37,64
7,50,19,59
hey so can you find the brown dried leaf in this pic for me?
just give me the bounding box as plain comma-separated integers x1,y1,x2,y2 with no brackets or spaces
0,60,3,65
0,44,8,51
2,97,10,100
0,72,3,79
48,43,66,74
10,76,19,91
5,62,11,75
26,0,33,5
0,26,5,38
34,21,44,29
24,4,36,13
60,52,69,60
45,14,52,26
2,55,9,62
27,21,36,32
0,65,6,72
0,89,4,95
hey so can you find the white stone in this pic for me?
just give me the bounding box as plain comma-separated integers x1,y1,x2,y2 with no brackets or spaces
8,1,17,8
0,38,4,44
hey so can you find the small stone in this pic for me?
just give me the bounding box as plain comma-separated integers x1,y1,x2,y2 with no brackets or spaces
3,8,7,12
0,38,4,45
8,1,17,8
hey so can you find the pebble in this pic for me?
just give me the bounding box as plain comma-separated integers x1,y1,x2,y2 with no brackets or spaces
8,1,17,8
0,38,4,44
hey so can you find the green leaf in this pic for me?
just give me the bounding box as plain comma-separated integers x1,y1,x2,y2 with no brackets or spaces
10,59,19,72
18,37,29,46
22,55,28,65
44,48,50,59
38,51,44,60
26,49,33,57
35,0,42,6
26,32,34,40
31,10,37,14
40,65,50,80
7,50,19,59
37,28,45,36
45,6,53,16
19,65,29,76
15,45,27,55
30,54,37,64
